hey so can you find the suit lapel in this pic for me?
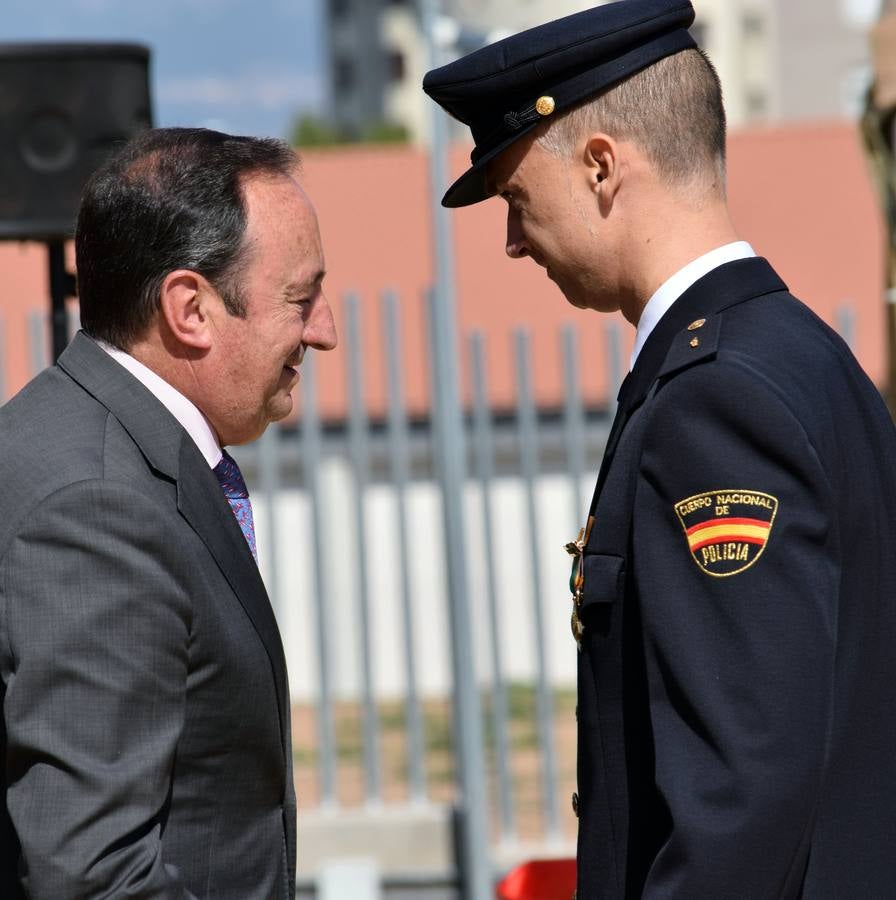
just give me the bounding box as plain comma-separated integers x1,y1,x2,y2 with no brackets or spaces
176,446,289,751
57,332,290,756
588,258,788,514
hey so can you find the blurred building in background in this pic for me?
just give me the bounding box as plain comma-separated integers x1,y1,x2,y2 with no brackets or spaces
324,0,883,145
326,0,418,141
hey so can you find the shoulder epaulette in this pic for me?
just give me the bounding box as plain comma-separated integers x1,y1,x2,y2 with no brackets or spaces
658,314,721,381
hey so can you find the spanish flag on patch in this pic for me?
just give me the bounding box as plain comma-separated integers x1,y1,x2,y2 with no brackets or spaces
674,490,778,577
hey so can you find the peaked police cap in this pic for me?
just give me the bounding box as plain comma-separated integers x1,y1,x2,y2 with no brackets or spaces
422,0,697,208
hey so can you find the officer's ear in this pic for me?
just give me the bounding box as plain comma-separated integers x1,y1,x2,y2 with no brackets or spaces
583,133,621,200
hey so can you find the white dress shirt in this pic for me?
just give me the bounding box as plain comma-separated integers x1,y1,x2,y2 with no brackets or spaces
97,340,223,468
629,241,756,370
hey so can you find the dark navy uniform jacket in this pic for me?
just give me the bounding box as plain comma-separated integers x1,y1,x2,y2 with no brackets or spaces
576,257,896,898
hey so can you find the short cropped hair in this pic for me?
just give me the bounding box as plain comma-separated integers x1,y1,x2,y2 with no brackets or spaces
537,48,726,190
76,127,299,349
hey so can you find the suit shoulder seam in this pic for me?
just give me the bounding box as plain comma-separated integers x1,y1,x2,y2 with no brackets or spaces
0,477,174,564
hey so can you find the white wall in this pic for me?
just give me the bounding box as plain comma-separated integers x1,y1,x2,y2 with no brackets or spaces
252,462,591,701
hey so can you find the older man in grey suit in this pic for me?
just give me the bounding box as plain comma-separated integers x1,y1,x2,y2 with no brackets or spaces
0,128,337,898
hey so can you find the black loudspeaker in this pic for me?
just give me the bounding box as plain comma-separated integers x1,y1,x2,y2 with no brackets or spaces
0,43,152,241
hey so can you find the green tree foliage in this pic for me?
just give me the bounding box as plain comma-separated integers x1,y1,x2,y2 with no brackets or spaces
362,120,410,144
289,114,409,148
289,115,347,148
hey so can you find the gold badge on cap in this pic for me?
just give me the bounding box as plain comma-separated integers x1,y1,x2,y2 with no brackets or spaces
674,489,779,577
535,95,556,116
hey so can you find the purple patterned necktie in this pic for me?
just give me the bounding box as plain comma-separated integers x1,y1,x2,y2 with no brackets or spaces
213,450,258,563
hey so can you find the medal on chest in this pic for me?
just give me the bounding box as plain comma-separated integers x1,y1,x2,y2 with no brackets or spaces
564,516,595,650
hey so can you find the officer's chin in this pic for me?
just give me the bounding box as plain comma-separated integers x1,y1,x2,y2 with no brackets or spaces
555,279,588,311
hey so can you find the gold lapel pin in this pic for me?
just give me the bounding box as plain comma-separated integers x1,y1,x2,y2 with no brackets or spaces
688,318,706,331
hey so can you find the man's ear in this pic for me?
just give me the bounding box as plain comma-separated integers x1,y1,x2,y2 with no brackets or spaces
583,133,622,198
159,270,214,350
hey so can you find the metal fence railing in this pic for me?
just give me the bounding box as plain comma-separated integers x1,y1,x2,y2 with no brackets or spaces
0,295,863,898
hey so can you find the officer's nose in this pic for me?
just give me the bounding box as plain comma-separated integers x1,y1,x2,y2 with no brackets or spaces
505,208,529,259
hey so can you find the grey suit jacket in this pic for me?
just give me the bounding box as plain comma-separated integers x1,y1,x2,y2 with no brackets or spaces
0,333,296,899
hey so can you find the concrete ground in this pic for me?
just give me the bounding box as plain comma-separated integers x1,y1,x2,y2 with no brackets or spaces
293,686,579,892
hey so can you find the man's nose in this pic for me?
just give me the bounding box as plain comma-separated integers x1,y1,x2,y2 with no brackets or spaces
505,209,529,259
304,294,338,351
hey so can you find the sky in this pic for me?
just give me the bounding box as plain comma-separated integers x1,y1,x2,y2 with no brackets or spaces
4,0,327,140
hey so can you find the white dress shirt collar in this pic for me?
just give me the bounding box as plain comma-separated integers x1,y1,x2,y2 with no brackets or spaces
97,340,223,468
629,241,756,370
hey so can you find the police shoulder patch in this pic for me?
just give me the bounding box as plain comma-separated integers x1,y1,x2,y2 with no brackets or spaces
674,489,778,577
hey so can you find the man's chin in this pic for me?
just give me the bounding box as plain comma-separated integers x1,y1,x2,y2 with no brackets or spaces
269,393,294,423
552,278,588,310
565,293,590,310
554,280,614,313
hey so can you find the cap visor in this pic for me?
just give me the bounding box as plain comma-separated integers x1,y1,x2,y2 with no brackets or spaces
441,121,541,207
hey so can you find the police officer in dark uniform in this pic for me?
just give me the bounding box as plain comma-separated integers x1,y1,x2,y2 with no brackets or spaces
424,1,896,896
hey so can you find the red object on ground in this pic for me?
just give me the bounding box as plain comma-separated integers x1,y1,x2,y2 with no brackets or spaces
496,858,577,899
